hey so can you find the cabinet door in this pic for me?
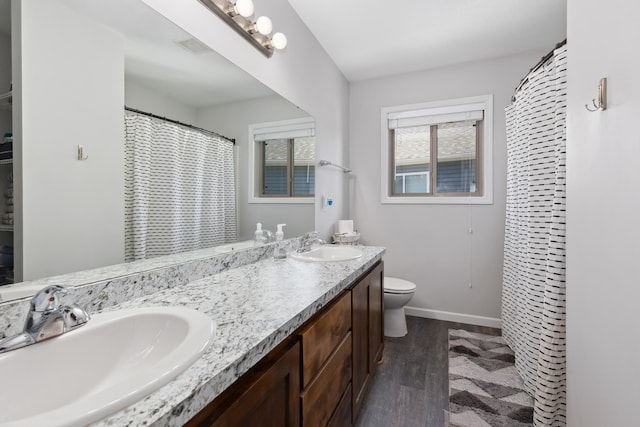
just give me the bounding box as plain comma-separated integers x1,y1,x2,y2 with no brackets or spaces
351,271,369,419
351,261,384,422
368,263,384,369
187,340,300,427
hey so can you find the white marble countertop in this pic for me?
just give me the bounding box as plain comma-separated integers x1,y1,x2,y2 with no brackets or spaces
94,245,385,427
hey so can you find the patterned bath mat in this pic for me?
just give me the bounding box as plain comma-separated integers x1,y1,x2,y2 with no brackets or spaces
446,329,533,427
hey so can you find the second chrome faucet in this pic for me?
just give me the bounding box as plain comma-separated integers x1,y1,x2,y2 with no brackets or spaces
297,231,326,253
0,285,90,354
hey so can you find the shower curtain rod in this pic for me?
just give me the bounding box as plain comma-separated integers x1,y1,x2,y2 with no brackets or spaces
124,106,236,144
511,39,567,102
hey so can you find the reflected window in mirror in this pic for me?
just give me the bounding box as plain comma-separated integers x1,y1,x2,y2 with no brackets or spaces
259,136,315,197
249,118,315,203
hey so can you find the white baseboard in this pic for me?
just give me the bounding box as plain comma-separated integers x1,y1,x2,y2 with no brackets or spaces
404,306,502,329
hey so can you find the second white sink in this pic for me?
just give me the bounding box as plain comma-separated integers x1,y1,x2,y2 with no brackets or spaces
0,306,214,427
291,246,363,262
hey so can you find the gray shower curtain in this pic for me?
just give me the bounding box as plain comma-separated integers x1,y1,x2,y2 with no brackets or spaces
124,113,237,261
502,44,567,426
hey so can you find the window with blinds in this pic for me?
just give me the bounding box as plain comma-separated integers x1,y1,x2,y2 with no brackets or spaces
249,118,316,202
381,95,493,205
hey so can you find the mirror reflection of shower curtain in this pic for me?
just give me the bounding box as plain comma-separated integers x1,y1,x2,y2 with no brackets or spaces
502,43,567,426
124,113,237,262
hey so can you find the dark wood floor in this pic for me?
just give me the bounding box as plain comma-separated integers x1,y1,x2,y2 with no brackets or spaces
355,316,500,427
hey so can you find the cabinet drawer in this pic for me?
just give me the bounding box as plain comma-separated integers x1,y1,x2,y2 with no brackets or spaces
327,382,352,427
185,339,300,427
298,291,351,387
301,332,352,427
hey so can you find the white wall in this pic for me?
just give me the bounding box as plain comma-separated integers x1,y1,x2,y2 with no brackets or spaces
15,0,124,280
140,0,350,241
196,95,313,240
349,52,544,323
125,78,197,124
566,1,640,425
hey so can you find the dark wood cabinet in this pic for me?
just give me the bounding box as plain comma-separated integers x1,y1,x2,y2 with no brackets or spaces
327,383,352,427
298,291,352,388
300,332,352,427
368,263,384,370
298,291,352,427
186,260,384,427
351,261,384,422
185,339,300,427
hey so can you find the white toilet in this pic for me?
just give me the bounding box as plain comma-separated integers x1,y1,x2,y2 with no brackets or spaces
383,277,417,337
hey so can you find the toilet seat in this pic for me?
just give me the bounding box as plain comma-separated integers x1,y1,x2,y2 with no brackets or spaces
384,277,416,294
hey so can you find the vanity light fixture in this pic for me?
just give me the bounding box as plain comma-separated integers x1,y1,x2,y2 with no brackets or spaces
198,0,287,58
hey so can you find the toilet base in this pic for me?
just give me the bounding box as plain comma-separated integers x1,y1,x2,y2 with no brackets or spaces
384,306,408,337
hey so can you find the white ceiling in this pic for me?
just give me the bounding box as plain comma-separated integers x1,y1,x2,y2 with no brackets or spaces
3,0,568,103
59,0,275,108
0,0,275,108
288,0,567,82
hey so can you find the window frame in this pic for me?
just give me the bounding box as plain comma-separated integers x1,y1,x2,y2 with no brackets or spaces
248,117,315,204
381,95,493,205
258,138,315,198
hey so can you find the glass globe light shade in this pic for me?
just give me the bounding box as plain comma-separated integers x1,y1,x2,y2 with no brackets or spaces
235,0,254,18
255,16,273,35
272,32,287,50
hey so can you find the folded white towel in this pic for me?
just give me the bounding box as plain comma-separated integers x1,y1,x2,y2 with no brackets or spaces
5,205,12,213
2,219,12,225
4,188,12,197
2,213,13,220
5,198,12,206
7,171,12,183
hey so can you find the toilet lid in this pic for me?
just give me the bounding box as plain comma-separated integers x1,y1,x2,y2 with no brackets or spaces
384,277,416,294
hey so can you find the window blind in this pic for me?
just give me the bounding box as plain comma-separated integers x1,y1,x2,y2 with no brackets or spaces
388,102,484,129
254,123,315,141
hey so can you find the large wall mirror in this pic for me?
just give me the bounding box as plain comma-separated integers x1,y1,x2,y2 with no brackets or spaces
0,0,314,302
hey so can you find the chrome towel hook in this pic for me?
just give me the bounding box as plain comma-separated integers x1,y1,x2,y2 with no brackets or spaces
585,78,607,112
77,144,88,160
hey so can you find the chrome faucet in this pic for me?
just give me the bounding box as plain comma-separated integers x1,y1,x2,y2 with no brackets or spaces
297,231,326,252
263,229,276,243
0,285,90,354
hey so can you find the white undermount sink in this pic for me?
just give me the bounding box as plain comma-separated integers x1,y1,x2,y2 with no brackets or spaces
0,306,214,427
290,245,363,262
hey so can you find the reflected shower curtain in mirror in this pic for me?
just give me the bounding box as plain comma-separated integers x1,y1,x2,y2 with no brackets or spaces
124,113,236,261
502,43,567,426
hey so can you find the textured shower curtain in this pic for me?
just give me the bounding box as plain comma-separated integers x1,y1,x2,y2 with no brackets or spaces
502,44,567,426
124,113,237,261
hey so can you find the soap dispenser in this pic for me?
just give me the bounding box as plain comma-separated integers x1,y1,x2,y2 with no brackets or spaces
274,224,287,259
255,222,265,244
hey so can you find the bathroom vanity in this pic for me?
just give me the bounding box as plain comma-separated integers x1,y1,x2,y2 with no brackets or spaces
185,261,384,427
0,242,385,426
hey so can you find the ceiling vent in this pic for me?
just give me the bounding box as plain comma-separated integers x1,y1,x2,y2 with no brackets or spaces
175,38,213,55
